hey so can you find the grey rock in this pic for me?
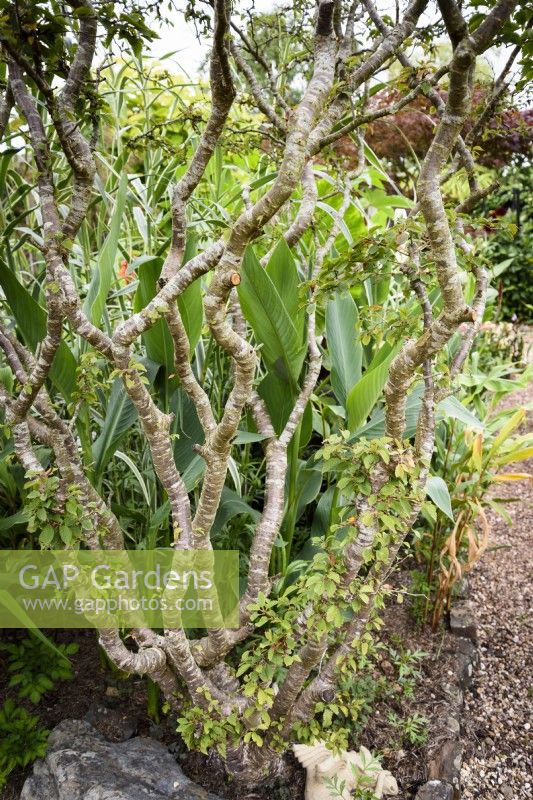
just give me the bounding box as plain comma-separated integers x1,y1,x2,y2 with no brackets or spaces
20,719,221,800
415,780,454,800
442,682,464,709
445,716,460,736
428,739,463,798
455,651,475,690
449,606,477,643
453,578,470,599
500,784,514,800
454,636,477,661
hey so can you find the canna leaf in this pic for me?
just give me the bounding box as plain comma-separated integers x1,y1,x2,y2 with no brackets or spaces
133,239,203,368
265,239,303,336
437,396,484,430
0,259,76,399
177,239,203,353
494,446,533,467
258,371,297,435
133,256,174,370
238,246,306,385
92,378,138,476
492,472,532,482
325,291,362,406
84,171,129,326
347,343,401,432
211,487,260,537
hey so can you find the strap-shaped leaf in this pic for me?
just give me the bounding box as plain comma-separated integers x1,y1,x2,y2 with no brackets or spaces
133,241,203,369
0,259,76,400
92,377,138,476
238,246,306,385
265,239,304,337
325,291,362,406
133,256,174,370
347,343,400,432
84,170,129,326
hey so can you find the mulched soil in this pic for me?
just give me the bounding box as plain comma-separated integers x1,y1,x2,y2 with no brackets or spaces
460,380,533,800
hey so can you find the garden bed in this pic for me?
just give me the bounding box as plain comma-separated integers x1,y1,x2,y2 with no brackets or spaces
0,596,474,800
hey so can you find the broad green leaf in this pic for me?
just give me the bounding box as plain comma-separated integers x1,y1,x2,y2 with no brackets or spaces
133,257,174,370
293,463,322,521
178,235,203,353
363,188,414,210
265,238,305,340
92,378,138,476
356,383,425,440
426,476,454,521
238,246,306,384
325,291,362,406
437,396,484,431
171,389,205,491
258,371,297,435
0,259,76,399
299,401,313,449
114,450,152,506
211,487,260,537
373,274,391,305
0,510,29,531
133,242,203,368
311,485,336,537
490,408,526,454
347,344,401,432
233,430,269,445
84,171,129,325
495,446,533,467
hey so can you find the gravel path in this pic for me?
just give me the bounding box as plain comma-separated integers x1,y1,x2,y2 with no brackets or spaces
461,377,533,800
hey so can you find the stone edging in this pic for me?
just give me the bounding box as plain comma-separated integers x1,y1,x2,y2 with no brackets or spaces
415,602,478,800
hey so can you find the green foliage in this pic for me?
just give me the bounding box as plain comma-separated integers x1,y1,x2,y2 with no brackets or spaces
387,711,428,747
412,341,533,627
0,6,531,773
347,344,401,433
0,260,77,399
483,165,533,322
24,469,98,548
387,645,427,700
0,699,49,787
324,753,384,800
173,437,426,757
325,291,363,406
238,245,306,385
0,635,78,704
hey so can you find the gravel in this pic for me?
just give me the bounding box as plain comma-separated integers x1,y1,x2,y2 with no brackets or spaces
460,376,533,800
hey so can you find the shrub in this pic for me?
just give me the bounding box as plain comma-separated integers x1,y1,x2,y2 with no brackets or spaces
1,636,79,704
0,700,49,788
